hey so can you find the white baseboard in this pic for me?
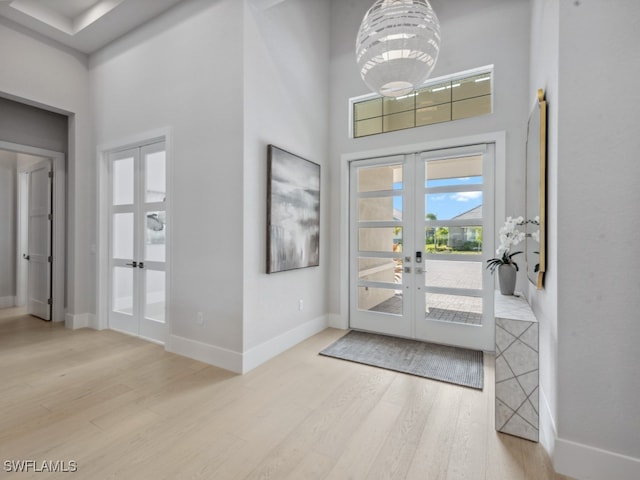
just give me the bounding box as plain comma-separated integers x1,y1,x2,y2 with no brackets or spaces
539,386,557,458
0,296,15,308
554,437,640,480
168,316,329,375
242,315,328,374
65,312,95,329
328,312,347,329
540,385,640,480
168,334,243,373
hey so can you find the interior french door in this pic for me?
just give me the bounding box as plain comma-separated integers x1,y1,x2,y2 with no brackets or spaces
109,141,167,344
349,144,495,351
25,159,52,320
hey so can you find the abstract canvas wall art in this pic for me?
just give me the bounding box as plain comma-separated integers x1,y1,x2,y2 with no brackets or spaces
267,145,320,273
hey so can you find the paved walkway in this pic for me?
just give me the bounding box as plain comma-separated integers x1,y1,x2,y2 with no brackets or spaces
370,259,484,325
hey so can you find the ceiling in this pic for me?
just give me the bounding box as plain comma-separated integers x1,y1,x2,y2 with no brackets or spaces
0,0,187,54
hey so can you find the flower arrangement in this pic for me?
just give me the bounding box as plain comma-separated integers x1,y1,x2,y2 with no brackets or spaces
486,216,526,274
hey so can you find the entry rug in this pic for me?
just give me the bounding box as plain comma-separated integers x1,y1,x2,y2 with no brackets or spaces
320,330,484,390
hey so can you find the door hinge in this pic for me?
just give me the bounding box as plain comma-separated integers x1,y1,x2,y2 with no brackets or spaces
48,171,53,179
48,256,53,263
47,298,52,305
48,213,53,221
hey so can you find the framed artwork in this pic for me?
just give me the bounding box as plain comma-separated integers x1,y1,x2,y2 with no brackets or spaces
267,145,320,273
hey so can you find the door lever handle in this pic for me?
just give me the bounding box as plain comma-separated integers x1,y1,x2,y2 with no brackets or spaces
126,261,138,268
23,254,30,260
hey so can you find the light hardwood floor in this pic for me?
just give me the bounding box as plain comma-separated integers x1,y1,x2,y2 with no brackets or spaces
0,308,572,480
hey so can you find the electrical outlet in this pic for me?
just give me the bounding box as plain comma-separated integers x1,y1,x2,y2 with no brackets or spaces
196,311,204,326
298,299,304,311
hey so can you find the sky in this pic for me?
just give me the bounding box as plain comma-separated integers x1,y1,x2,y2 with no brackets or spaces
393,176,483,220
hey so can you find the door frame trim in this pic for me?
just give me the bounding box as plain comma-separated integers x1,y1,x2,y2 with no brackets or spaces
335,131,506,332
96,128,172,343
0,140,65,323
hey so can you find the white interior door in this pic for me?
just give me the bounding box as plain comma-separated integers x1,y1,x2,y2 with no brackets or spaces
109,142,167,344
350,145,495,351
25,160,52,320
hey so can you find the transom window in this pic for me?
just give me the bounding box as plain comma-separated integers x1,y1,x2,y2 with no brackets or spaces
352,67,493,138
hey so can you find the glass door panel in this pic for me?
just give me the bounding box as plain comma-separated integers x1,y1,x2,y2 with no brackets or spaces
350,157,412,338
145,150,166,203
425,292,482,325
112,213,134,259
112,266,134,316
145,270,165,323
113,156,134,205
145,211,166,262
358,227,402,252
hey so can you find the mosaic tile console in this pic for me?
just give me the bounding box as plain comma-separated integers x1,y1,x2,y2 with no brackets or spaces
494,292,539,442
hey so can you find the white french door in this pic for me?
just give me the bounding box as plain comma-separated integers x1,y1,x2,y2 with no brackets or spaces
25,159,52,320
108,142,167,344
349,144,495,351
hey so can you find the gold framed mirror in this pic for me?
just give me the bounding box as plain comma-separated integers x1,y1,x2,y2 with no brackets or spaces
525,89,547,289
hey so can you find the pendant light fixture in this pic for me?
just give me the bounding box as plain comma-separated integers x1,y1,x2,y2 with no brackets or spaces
356,0,441,98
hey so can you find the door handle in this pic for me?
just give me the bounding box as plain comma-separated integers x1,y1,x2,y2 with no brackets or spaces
23,254,30,260
125,261,138,268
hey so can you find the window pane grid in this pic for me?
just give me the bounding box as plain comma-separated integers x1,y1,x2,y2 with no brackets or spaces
353,71,492,138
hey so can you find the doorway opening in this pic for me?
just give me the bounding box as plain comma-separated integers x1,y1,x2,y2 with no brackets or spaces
0,142,66,322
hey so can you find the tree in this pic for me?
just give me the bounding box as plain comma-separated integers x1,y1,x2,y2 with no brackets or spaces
425,213,437,246
435,227,449,250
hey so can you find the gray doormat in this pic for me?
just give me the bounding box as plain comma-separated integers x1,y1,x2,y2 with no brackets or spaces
320,330,484,390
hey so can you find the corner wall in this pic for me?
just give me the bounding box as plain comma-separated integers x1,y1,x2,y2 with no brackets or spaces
528,0,560,459
90,0,245,366
552,1,640,478
242,0,331,370
0,19,92,319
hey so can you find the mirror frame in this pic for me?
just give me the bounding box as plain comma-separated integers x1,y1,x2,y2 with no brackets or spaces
526,88,547,289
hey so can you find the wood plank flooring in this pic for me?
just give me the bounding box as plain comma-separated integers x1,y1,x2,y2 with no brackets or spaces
0,308,572,479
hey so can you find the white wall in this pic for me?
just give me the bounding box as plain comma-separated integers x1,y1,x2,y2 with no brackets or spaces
91,0,245,363
0,151,16,302
242,0,331,368
528,0,559,459
0,19,93,319
328,0,531,323
551,1,640,478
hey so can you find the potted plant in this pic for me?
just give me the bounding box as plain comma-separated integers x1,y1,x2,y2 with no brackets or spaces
486,216,526,295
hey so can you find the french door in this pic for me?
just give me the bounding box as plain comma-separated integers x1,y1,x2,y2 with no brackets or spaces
349,145,495,351
108,142,167,344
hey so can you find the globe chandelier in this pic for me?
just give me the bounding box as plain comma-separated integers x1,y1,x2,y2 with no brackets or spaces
356,0,441,98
